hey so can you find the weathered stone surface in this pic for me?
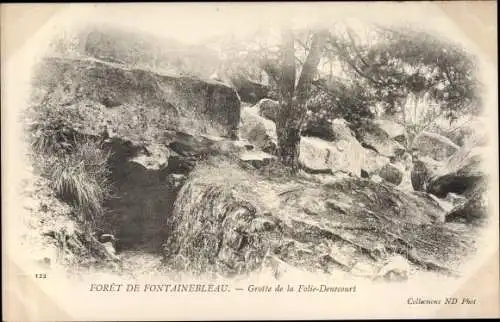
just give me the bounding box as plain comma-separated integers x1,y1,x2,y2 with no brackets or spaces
379,163,403,186
239,106,278,154
427,145,486,198
413,131,460,161
32,57,241,139
229,74,270,104
299,119,365,176
436,115,489,147
163,161,474,277
129,143,170,170
362,149,391,175
299,137,333,173
373,119,405,139
356,120,406,157
445,184,488,226
49,25,221,78
239,151,277,168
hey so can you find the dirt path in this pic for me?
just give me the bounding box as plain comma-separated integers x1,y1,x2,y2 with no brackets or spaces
117,250,165,277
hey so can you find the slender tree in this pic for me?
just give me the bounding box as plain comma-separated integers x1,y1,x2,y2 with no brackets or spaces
274,28,329,171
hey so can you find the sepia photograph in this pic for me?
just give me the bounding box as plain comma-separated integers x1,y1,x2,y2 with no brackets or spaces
2,2,498,320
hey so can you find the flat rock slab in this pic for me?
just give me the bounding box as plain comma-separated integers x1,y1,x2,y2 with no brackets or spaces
163,160,477,278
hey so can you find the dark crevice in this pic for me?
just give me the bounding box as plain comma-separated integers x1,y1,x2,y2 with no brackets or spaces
99,138,190,255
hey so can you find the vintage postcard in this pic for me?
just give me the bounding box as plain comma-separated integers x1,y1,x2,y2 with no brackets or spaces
2,2,498,320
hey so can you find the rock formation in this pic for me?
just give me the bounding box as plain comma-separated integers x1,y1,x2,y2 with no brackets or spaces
163,161,474,277
23,27,487,281
32,57,241,139
413,131,460,161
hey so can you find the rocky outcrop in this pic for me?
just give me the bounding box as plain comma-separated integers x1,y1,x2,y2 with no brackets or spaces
413,131,460,161
32,57,241,139
445,184,488,225
49,24,221,79
427,145,486,198
373,119,405,139
163,160,475,278
299,119,365,176
356,120,406,158
239,106,278,154
20,171,120,271
229,74,270,104
29,55,247,255
436,115,489,147
379,163,403,186
424,141,489,226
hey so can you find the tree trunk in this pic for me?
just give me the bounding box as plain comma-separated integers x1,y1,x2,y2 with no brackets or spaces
276,29,298,170
276,29,329,173
276,100,303,171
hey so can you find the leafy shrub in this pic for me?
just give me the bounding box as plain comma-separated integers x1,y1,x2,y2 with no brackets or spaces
307,78,375,124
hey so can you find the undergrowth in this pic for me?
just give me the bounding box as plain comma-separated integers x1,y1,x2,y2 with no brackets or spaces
27,94,113,229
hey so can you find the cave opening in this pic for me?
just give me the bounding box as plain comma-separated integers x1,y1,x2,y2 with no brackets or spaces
98,138,182,255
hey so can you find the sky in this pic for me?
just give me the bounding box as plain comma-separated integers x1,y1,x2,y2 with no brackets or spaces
42,3,480,49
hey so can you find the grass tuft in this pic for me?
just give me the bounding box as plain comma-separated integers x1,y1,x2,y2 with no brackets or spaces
48,139,112,224
28,96,113,227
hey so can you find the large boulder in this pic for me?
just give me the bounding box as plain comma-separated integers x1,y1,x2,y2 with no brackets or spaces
30,55,245,254
445,184,488,225
31,57,241,140
379,163,403,186
362,149,391,176
299,119,365,176
413,131,460,161
426,142,488,225
163,160,475,278
434,115,489,147
229,74,270,104
239,106,278,154
427,144,486,198
356,120,406,158
48,24,221,79
373,119,405,139
299,137,335,173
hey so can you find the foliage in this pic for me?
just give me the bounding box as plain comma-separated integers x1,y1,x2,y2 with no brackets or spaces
327,25,481,120
307,77,375,124
28,96,113,226
49,140,112,222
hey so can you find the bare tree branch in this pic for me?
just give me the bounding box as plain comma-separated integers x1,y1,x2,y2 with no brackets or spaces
345,27,372,70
